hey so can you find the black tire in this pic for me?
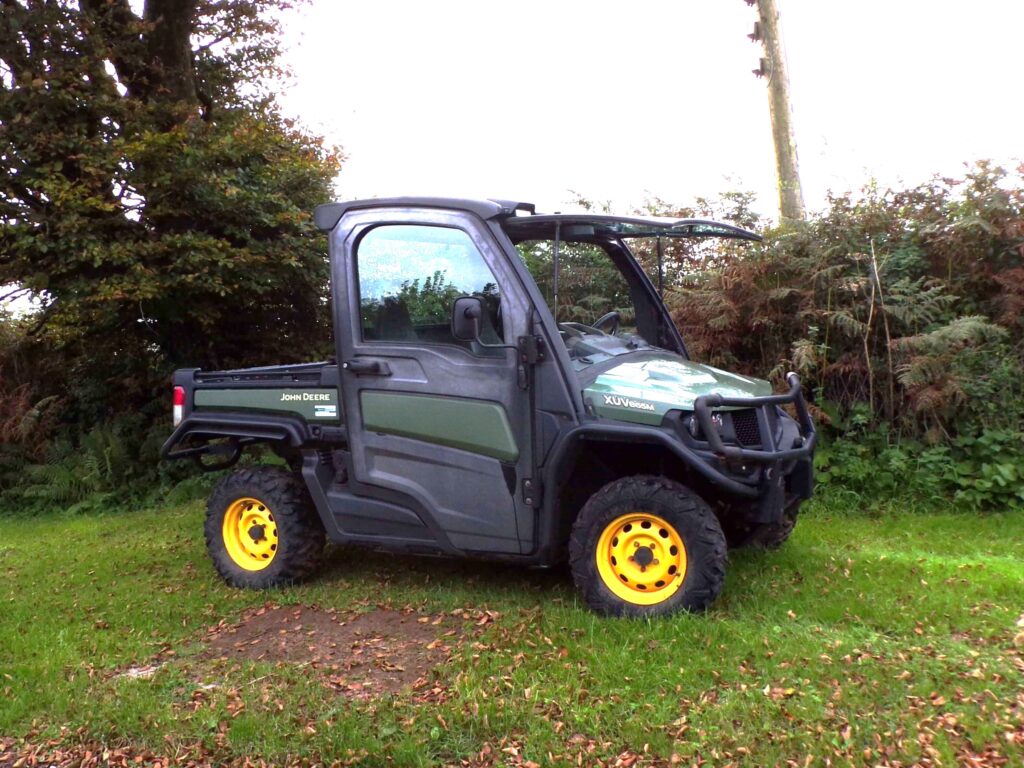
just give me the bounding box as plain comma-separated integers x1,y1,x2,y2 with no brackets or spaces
568,475,727,618
205,466,325,589
749,501,800,549
723,498,800,550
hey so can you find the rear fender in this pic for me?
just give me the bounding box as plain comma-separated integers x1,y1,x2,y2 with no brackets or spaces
161,411,314,470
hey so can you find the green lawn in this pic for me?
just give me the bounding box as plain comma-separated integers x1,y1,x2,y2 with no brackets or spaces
2,497,1023,766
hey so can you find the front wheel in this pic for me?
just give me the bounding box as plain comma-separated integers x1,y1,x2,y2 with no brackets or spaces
205,466,325,589
568,476,727,618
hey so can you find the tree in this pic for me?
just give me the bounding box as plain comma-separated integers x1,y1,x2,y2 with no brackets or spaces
0,0,341,420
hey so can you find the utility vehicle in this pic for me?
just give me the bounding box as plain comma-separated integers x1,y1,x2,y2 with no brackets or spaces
162,197,815,617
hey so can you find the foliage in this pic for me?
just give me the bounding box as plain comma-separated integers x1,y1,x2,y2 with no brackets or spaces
0,412,164,513
517,240,635,326
814,428,1024,512
0,0,341,428
944,430,1024,510
894,317,1020,437
659,163,1024,443
395,271,464,326
0,0,340,499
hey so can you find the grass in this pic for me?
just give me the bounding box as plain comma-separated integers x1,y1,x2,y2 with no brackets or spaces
2,495,1023,766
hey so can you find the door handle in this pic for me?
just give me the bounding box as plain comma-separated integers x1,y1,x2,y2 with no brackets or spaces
342,359,392,376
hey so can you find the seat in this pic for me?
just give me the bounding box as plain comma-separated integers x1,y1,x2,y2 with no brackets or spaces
375,297,417,342
469,291,505,356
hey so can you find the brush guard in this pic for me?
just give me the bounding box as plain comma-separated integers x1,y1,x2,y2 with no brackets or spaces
692,372,816,463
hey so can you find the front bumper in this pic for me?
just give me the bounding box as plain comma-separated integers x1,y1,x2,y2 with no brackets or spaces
692,372,816,464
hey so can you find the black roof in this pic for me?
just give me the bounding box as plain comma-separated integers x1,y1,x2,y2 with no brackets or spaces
313,197,535,232
503,214,761,242
313,197,761,242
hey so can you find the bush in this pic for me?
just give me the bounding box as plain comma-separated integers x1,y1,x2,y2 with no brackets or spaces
815,429,1024,512
658,163,1024,442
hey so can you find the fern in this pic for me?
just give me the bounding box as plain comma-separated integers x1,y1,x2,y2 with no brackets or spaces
23,462,93,504
894,317,1011,427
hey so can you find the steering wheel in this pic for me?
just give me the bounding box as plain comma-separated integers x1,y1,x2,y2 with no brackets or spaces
593,311,621,335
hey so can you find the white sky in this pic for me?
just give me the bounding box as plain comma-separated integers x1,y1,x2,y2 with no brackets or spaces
277,0,1024,221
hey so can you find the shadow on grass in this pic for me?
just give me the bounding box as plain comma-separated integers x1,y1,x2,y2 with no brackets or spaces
253,512,1022,639
314,542,575,600
307,538,810,620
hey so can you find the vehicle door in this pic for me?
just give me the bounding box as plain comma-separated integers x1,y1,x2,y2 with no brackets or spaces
332,207,535,554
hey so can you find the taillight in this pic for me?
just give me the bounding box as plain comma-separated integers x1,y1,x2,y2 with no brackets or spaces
173,385,185,426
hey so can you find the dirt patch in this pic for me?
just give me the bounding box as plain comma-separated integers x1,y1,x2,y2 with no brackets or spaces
202,604,458,698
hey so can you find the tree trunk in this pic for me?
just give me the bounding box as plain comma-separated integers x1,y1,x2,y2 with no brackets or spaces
143,0,199,107
757,0,805,223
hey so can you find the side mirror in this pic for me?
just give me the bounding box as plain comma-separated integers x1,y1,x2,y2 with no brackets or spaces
451,296,483,341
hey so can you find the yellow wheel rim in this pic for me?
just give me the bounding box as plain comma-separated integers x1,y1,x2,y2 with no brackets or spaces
222,497,278,571
595,512,687,605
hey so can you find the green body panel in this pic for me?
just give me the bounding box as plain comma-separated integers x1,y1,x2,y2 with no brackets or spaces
584,353,772,425
360,391,519,462
193,388,340,422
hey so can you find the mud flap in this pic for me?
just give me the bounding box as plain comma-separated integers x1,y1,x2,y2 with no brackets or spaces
787,456,815,501
754,462,786,523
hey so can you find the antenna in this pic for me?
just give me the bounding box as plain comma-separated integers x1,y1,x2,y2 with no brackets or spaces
552,220,561,322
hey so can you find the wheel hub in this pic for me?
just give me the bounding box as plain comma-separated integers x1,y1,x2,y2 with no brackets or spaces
632,545,654,568
222,497,278,572
595,512,688,606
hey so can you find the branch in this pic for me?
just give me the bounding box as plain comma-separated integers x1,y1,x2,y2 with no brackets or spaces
196,83,214,122
143,0,200,106
0,3,36,82
26,304,53,337
80,0,148,99
1,179,47,213
193,32,231,54
0,285,29,304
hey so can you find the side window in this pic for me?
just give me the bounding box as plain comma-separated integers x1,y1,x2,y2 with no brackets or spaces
356,224,503,347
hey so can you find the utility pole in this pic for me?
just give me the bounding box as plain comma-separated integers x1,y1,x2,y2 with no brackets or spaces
747,0,805,222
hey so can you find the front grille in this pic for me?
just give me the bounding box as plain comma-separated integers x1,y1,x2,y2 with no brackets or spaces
731,409,762,446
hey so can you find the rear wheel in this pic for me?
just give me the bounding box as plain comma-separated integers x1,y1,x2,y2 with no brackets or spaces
569,476,727,618
205,466,325,589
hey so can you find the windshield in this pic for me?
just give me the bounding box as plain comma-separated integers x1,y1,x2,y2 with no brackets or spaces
515,239,658,370
503,212,758,369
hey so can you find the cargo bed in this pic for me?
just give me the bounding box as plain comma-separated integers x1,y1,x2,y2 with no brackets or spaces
162,361,343,470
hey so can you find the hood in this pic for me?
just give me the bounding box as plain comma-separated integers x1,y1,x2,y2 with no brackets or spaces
583,353,772,426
